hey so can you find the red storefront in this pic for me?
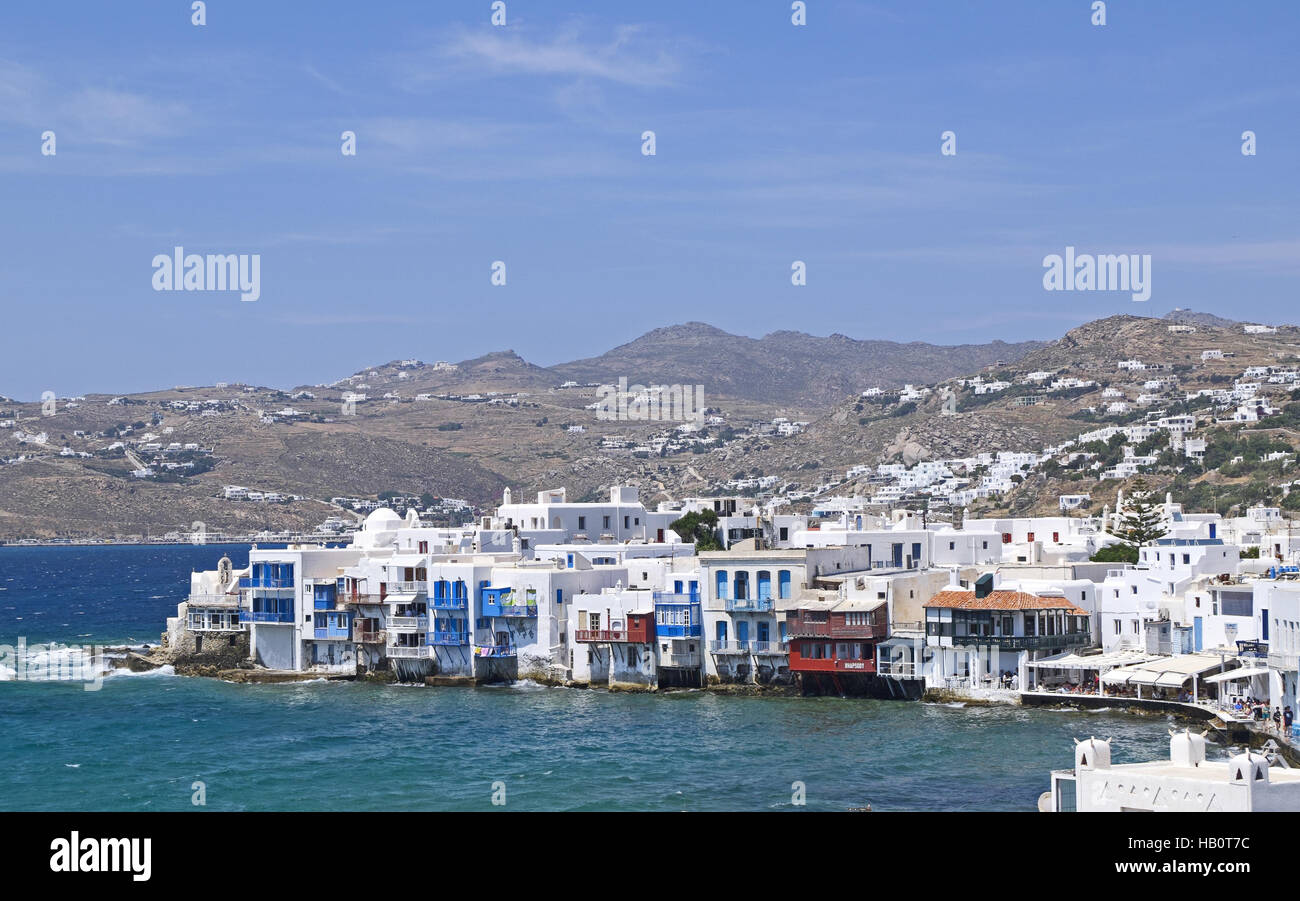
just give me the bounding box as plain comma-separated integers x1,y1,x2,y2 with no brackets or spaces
787,600,887,693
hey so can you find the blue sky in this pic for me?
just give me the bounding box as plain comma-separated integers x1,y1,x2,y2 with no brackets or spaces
2,0,1298,399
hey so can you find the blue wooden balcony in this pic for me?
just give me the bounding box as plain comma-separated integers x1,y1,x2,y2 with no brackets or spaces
653,591,703,638
473,643,516,658
430,583,469,609
429,630,469,646
239,610,295,624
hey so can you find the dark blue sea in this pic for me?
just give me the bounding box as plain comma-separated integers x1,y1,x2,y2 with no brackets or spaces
0,544,1178,811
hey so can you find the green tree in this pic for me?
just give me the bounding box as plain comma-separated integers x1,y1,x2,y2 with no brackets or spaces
1090,543,1139,564
670,509,722,550
1118,479,1167,548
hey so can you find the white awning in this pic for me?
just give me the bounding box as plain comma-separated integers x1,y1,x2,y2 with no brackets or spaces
1203,666,1270,684
1029,650,1156,671
1100,654,1227,688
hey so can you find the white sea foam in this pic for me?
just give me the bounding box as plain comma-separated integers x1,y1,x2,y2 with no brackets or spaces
105,664,176,678
509,679,548,691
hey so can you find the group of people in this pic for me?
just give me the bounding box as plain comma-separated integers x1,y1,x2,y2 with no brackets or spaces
1226,696,1295,734
1046,676,1099,694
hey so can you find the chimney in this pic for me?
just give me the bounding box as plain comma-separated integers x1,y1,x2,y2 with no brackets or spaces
975,573,994,599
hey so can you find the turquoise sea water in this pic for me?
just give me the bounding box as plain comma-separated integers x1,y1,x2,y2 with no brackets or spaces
0,545,1180,811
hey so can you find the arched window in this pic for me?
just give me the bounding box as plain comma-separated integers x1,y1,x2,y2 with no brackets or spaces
757,571,772,601
778,570,792,599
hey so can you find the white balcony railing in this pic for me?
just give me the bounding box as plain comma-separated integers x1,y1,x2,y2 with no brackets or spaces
186,593,241,607
386,645,428,658
387,616,429,631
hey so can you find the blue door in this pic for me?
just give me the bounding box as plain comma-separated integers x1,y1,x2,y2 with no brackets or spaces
716,621,728,642
737,621,750,644
1193,616,1203,651
757,621,770,643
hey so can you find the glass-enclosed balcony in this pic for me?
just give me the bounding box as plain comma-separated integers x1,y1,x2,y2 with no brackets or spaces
313,611,352,640
386,645,428,659
387,615,429,631
187,610,243,631
653,592,703,638
481,588,538,617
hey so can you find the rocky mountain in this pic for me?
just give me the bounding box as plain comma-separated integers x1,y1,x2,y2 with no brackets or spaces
1,311,1293,539
723,311,1300,501
548,322,1044,407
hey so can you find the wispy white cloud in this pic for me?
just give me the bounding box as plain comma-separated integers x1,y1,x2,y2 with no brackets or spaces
58,87,189,144
404,23,687,89
0,57,191,145
302,63,351,98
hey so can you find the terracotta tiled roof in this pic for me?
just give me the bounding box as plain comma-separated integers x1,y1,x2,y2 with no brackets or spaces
923,589,1087,615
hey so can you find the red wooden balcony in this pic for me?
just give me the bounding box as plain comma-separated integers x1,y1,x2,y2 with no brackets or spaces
789,655,878,674
785,619,880,640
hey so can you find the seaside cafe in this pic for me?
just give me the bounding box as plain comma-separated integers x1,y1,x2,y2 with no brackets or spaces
1097,653,1239,703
